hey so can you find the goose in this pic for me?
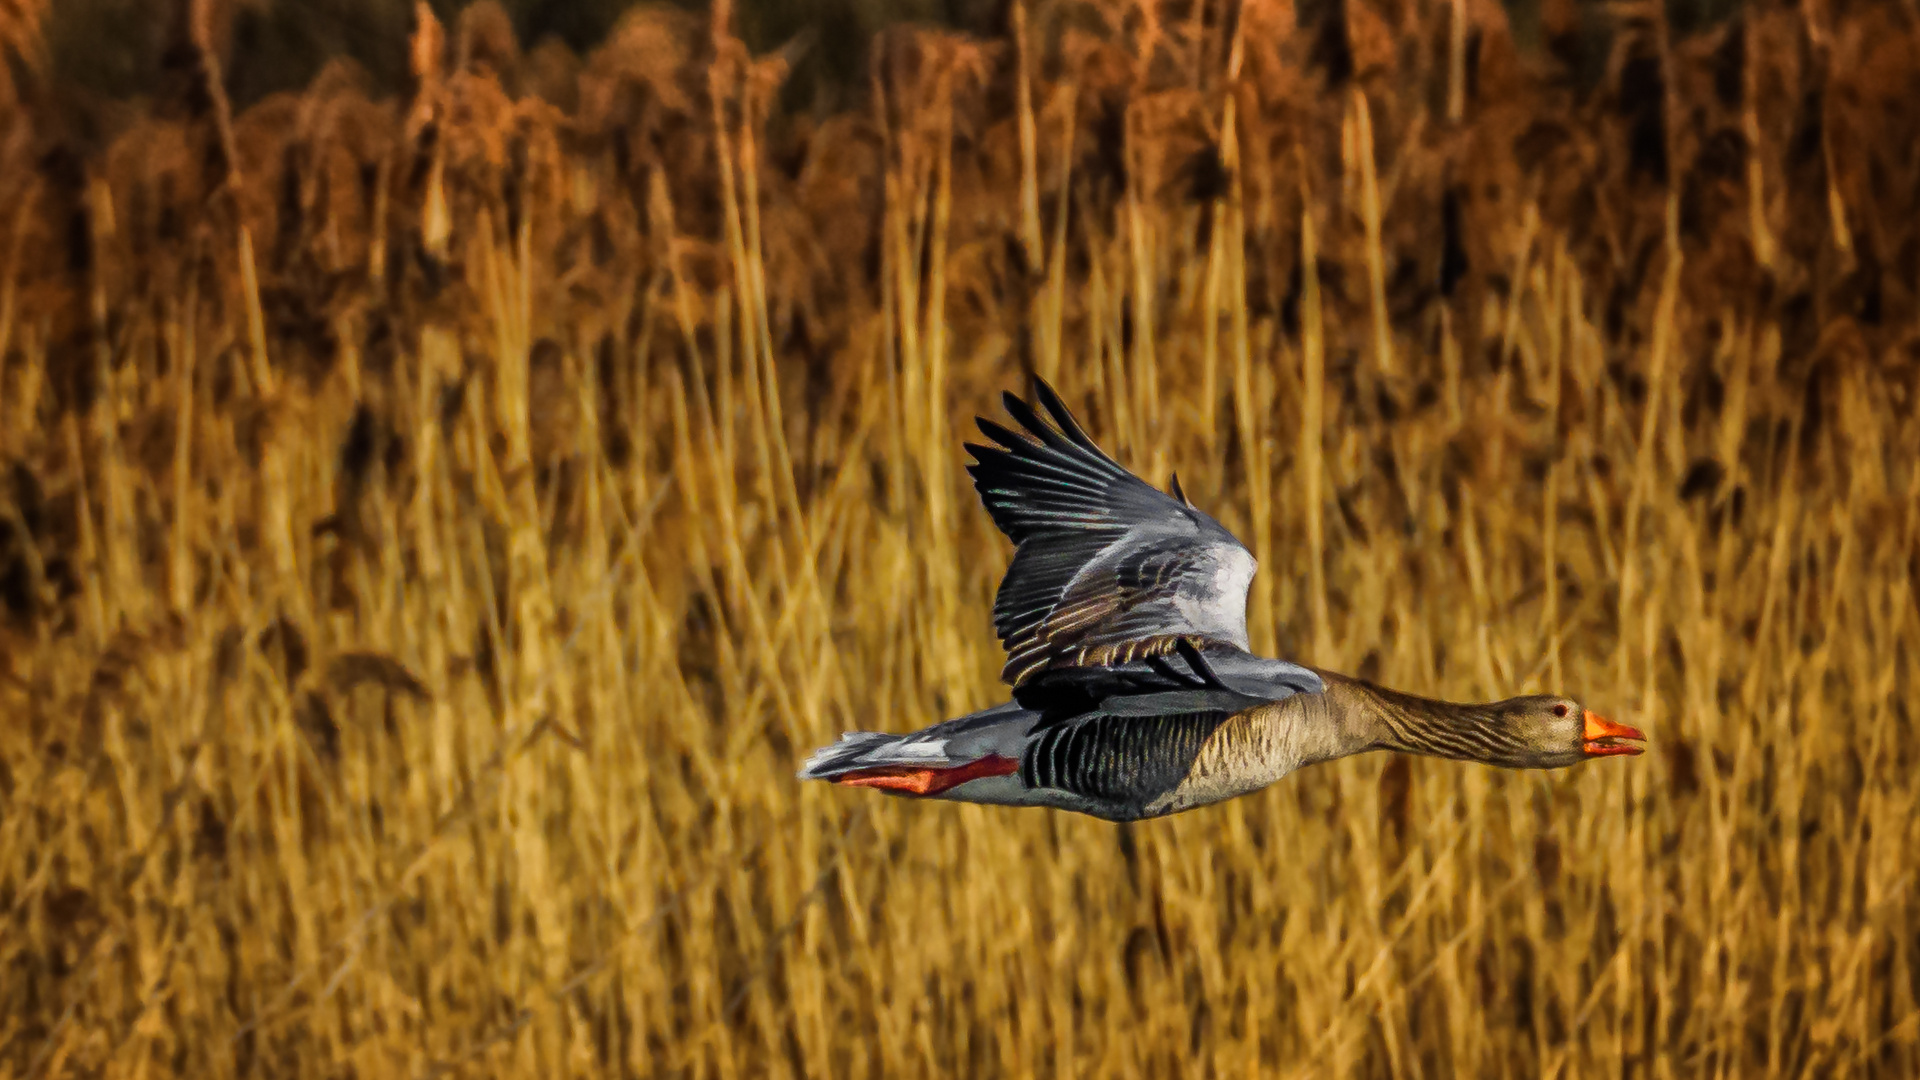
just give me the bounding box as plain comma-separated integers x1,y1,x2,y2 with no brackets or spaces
799,380,1644,822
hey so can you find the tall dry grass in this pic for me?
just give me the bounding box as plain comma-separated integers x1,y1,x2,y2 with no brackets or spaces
2,0,1918,1076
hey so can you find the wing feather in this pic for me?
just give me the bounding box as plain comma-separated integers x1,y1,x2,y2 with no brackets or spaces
966,378,1262,686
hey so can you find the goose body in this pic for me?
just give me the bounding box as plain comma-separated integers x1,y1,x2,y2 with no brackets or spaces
799,381,1644,822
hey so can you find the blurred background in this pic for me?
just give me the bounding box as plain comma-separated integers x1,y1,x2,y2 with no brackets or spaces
15,0,1751,112
1,0,1917,1076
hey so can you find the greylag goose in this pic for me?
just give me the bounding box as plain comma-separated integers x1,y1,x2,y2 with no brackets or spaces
800,380,1644,822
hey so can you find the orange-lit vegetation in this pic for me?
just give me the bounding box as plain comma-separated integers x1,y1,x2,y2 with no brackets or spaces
1,0,1918,1075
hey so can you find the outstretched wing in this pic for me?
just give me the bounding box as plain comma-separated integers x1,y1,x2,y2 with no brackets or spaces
965,379,1260,686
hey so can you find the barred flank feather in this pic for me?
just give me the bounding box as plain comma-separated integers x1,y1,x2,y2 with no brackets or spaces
1020,710,1230,805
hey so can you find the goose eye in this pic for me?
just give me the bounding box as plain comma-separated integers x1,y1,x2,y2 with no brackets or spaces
1552,704,1570,718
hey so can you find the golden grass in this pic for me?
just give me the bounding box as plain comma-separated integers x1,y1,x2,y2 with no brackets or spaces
2,0,1919,1076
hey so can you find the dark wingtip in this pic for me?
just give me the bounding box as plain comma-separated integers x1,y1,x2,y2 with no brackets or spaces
1029,377,1084,442
974,417,1033,452
1000,390,1065,449
1002,388,1028,420
963,444,1016,489
1169,471,1190,507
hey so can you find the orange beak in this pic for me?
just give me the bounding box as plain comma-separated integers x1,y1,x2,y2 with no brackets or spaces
1582,710,1646,757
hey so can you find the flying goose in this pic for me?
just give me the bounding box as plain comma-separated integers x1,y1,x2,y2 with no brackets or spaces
800,380,1644,822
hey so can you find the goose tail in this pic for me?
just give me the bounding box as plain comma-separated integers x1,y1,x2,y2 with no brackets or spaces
798,702,1037,798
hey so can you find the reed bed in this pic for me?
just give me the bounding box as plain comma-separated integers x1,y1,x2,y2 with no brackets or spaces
1,0,1917,1076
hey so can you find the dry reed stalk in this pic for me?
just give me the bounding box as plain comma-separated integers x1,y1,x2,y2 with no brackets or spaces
1448,0,1467,123
1298,183,1331,662
1,1,1917,1076
1617,233,1683,690
1124,110,1161,478
1219,24,1274,657
1351,89,1393,378
1034,80,1078,387
1012,1,1042,272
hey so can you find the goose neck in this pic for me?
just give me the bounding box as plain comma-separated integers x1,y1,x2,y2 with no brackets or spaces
1319,672,1511,764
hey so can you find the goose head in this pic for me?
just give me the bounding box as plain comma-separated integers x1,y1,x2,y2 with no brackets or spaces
1494,695,1645,768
